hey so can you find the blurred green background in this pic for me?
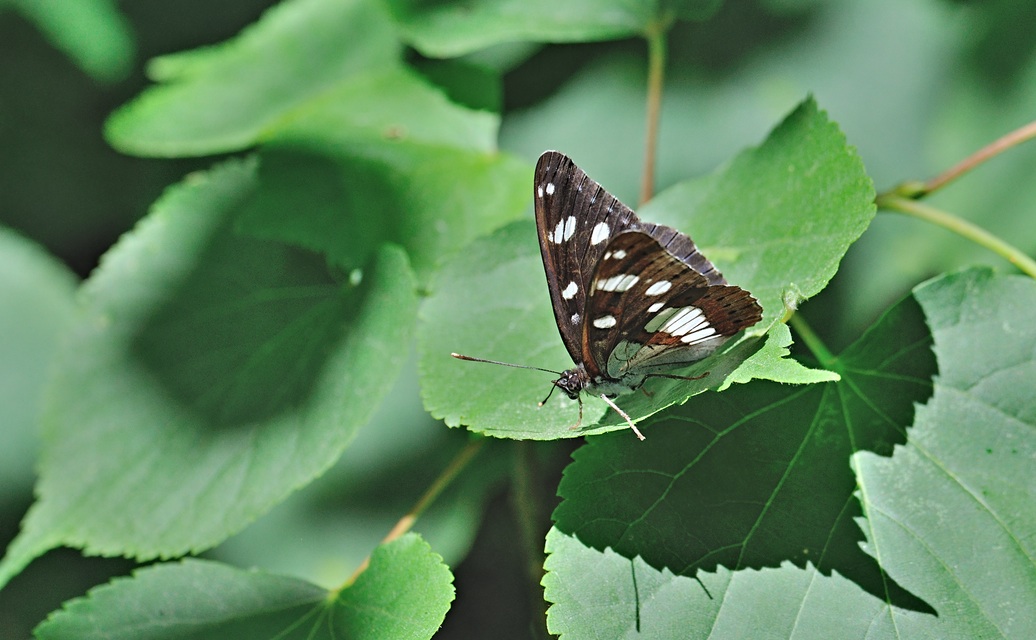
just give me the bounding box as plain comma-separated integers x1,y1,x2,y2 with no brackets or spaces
2,0,1034,637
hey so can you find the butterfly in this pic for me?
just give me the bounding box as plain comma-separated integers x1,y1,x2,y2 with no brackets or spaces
454,150,762,439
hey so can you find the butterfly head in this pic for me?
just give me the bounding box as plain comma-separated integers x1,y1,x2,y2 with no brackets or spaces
552,364,591,400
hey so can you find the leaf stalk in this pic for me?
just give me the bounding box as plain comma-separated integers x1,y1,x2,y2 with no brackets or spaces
640,16,672,206
876,193,1036,279
341,437,485,589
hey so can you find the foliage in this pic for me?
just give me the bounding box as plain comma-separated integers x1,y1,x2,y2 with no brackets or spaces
1,0,1034,638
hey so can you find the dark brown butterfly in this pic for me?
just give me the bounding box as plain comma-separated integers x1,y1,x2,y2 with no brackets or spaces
454,151,762,439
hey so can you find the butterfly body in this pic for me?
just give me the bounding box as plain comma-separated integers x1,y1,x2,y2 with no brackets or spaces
454,151,762,439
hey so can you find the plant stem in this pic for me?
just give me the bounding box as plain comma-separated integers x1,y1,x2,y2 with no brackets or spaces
914,119,1036,197
788,313,837,370
342,437,485,588
877,193,1036,279
514,442,551,640
640,19,669,206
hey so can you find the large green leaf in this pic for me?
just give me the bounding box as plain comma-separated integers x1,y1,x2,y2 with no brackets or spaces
105,0,401,156
419,98,872,439
544,268,1036,638
34,534,453,640
0,160,418,586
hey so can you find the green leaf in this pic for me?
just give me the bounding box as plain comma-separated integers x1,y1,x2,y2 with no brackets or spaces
640,98,875,324
852,268,1036,638
7,0,134,82
0,228,78,500
545,267,1036,637
544,527,902,639
237,143,530,284
262,66,499,152
419,98,873,439
385,0,655,58
724,323,839,386
0,160,418,586
35,534,454,640
105,0,401,157
334,533,455,637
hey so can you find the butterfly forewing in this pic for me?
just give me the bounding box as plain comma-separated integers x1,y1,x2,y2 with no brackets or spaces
535,151,638,363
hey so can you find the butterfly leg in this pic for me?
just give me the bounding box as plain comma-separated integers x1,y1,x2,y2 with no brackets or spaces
598,394,645,441
566,396,584,432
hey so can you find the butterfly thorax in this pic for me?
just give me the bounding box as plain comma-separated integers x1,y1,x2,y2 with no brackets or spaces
554,363,643,400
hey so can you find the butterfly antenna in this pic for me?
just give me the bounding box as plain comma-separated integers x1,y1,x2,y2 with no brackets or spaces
451,353,562,376
538,383,558,407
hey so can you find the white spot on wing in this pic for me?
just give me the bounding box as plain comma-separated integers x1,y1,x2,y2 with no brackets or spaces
563,216,576,241
546,182,555,196
537,185,544,198
549,216,576,244
571,313,581,324
645,280,671,296
550,219,565,243
680,327,718,344
659,307,706,336
611,249,627,260
648,302,664,313
562,281,578,299
595,274,639,292
590,222,610,245
593,315,617,329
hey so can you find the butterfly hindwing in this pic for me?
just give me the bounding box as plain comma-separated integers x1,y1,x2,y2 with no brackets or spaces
535,151,638,363
586,231,762,381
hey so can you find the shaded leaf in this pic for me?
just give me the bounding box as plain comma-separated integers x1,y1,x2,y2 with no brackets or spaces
0,160,417,586
0,228,78,499
553,286,935,610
